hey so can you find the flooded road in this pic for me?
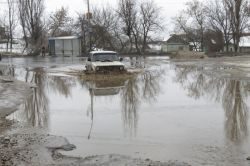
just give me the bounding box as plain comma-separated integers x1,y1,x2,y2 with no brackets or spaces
1,56,250,166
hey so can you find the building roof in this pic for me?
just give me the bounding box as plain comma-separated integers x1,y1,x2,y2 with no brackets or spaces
48,36,80,40
166,34,189,45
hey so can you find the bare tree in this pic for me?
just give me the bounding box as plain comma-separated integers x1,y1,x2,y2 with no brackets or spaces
206,0,232,52
0,12,8,49
6,0,17,52
131,14,142,54
0,9,16,53
18,0,45,55
91,6,118,50
186,0,207,52
118,0,163,54
18,0,28,50
118,0,137,52
75,13,88,54
48,7,73,37
112,15,129,52
225,0,250,52
173,14,200,51
140,0,162,54
173,0,207,52
86,5,133,53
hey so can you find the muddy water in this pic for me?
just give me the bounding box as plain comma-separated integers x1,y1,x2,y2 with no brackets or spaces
3,56,250,166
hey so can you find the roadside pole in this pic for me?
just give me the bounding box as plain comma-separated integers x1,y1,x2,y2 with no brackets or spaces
87,0,92,52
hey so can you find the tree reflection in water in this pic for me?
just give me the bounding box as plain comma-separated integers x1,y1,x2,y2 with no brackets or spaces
174,64,250,142
0,66,15,134
223,80,248,142
82,69,165,138
121,77,140,137
24,68,49,127
23,68,75,127
121,70,164,137
141,70,163,102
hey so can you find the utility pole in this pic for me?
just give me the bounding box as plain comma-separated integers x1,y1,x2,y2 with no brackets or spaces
87,0,92,52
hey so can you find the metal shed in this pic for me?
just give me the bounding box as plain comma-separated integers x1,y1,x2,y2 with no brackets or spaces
48,36,81,56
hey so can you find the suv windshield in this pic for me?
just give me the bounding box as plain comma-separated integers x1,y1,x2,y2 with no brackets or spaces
93,53,119,62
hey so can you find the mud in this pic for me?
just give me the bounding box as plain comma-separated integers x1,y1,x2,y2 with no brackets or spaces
0,127,190,166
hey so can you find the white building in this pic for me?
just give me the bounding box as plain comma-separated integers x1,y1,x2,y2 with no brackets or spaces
223,36,250,53
48,36,81,56
239,36,250,53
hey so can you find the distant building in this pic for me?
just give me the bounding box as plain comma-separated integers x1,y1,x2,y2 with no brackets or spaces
223,36,250,53
48,36,81,56
163,34,190,53
239,36,250,53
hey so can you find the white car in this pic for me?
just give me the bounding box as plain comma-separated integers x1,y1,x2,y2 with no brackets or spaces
85,51,125,72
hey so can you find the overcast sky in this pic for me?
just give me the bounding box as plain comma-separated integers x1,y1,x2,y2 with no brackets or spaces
45,0,189,17
44,0,190,38
0,0,190,38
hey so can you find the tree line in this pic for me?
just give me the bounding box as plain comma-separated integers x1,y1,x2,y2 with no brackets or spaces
174,0,250,53
0,0,163,55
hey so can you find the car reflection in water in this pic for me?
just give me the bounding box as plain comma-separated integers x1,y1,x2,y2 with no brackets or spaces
84,69,164,139
88,79,125,96
85,77,127,139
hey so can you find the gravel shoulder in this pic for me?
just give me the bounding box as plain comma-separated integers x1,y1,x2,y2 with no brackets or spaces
0,128,191,166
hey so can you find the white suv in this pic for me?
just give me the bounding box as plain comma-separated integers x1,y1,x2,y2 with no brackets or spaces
85,51,125,72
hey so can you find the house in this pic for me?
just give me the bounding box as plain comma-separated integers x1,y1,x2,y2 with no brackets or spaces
48,36,81,56
163,34,190,53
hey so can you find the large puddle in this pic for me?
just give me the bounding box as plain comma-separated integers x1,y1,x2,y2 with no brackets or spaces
2,56,250,166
